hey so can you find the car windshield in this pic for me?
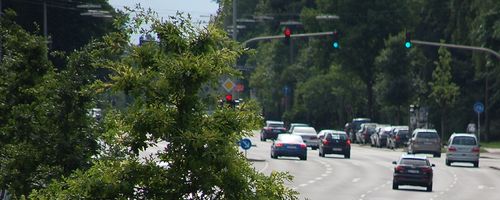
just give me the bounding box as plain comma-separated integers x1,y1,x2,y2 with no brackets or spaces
418,132,438,139
400,158,429,166
269,123,284,128
452,136,477,145
398,130,408,135
294,127,316,134
329,133,347,140
278,135,303,143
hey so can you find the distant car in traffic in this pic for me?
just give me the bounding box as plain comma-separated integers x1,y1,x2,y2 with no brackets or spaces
270,134,308,160
392,154,435,192
260,120,286,141
291,126,319,150
348,118,371,143
370,124,390,147
407,129,441,157
356,123,377,144
446,133,480,167
387,126,409,149
288,123,309,133
318,130,351,158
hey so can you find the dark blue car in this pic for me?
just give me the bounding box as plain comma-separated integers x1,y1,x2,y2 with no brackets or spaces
271,134,307,160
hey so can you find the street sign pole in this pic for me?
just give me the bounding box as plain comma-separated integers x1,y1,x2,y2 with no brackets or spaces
478,112,481,144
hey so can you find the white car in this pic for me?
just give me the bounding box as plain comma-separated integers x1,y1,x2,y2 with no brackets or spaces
446,133,480,167
291,127,318,150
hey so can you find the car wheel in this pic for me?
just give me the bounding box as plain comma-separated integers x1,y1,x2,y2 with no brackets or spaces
434,152,441,158
344,153,350,159
426,183,433,192
312,147,318,150
473,161,479,168
260,134,265,141
392,182,398,190
446,159,451,166
300,155,307,160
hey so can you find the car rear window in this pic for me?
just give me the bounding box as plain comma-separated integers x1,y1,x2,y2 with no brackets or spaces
269,123,284,128
417,132,438,139
400,158,429,166
278,135,303,143
452,136,477,145
294,127,317,134
329,133,347,140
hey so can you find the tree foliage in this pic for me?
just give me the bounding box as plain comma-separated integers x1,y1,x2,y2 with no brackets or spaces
29,8,299,199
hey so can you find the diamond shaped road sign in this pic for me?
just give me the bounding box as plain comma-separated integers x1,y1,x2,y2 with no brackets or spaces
222,78,235,92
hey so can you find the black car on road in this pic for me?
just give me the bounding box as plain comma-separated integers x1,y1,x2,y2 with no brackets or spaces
260,120,286,141
318,130,351,159
392,154,435,192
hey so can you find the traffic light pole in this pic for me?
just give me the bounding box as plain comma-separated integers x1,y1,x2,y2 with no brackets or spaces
411,40,500,60
242,31,335,47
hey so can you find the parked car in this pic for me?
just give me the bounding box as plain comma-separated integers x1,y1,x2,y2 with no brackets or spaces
271,134,307,160
348,118,371,143
318,130,351,158
291,126,319,150
288,123,309,133
370,124,390,147
356,123,377,144
446,133,480,167
260,120,286,141
407,129,441,157
392,154,435,192
387,126,410,149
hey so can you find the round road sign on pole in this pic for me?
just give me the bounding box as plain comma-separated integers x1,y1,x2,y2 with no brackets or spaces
474,102,484,114
240,138,252,150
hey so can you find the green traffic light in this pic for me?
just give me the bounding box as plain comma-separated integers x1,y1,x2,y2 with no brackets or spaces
405,41,412,48
333,42,339,49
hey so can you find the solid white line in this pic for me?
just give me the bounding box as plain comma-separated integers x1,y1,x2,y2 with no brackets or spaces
258,161,269,173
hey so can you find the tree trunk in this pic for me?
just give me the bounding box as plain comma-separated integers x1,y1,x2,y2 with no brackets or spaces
441,108,446,143
367,81,374,119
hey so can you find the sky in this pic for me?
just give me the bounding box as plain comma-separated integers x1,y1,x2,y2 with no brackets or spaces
108,0,220,43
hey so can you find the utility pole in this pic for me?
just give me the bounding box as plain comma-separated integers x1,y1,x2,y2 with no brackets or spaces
43,0,48,40
0,0,3,61
232,0,237,40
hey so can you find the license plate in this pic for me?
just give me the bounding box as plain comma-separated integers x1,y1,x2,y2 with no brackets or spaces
408,169,419,174
273,129,281,133
424,142,433,145
287,146,297,149
332,148,342,151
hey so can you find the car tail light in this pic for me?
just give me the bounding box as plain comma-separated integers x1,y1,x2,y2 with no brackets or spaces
275,143,284,147
322,139,330,145
448,146,457,152
395,165,405,173
300,143,307,149
396,135,401,142
422,167,433,174
472,147,480,153
347,139,351,145
264,127,271,131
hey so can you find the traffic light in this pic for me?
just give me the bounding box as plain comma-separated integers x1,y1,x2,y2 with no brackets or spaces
284,27,291,45
405,32,412,48
225,94,233,102
332,31,340,49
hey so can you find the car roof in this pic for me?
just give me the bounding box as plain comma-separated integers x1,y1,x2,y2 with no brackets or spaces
319,130,347,134
266,120,284,124
400,154,429,160
414,128,437,133
290,123,309,126
450,133,477,138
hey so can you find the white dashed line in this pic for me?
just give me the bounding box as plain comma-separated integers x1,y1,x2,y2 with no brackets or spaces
299,183,307,187
316,177,323,180
352,178,361,182
322,174,328,177
308,180,315,184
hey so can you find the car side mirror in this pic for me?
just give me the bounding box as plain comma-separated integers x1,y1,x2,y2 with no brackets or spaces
392,161,397,165
431,164,436,167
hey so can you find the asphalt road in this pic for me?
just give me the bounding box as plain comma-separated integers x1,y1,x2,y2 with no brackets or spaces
245,131,500,200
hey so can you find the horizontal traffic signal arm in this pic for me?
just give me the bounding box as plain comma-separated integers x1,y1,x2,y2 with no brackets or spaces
411,40,500,60
242,31,335,48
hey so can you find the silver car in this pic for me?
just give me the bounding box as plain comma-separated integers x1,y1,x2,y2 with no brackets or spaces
407,129,441,157
291,127,318,150
446,133,480,167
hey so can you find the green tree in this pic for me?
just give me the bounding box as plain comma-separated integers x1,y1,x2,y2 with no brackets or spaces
30,8,298,199
430,46,459,140
0,10,98,198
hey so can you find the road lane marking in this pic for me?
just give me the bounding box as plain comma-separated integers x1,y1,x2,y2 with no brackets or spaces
308,180,315,184
478,185,485,190
361,194,366,198
299,183,307,187
322,174,328,177
352,178,361,182
315,177,323,180
258,161,269,173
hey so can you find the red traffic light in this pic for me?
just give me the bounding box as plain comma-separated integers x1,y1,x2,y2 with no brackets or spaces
225,94,233,102
284,27,292,38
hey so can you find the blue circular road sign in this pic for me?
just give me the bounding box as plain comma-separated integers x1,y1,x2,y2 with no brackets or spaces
474,102,484,114
240,138,252,150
